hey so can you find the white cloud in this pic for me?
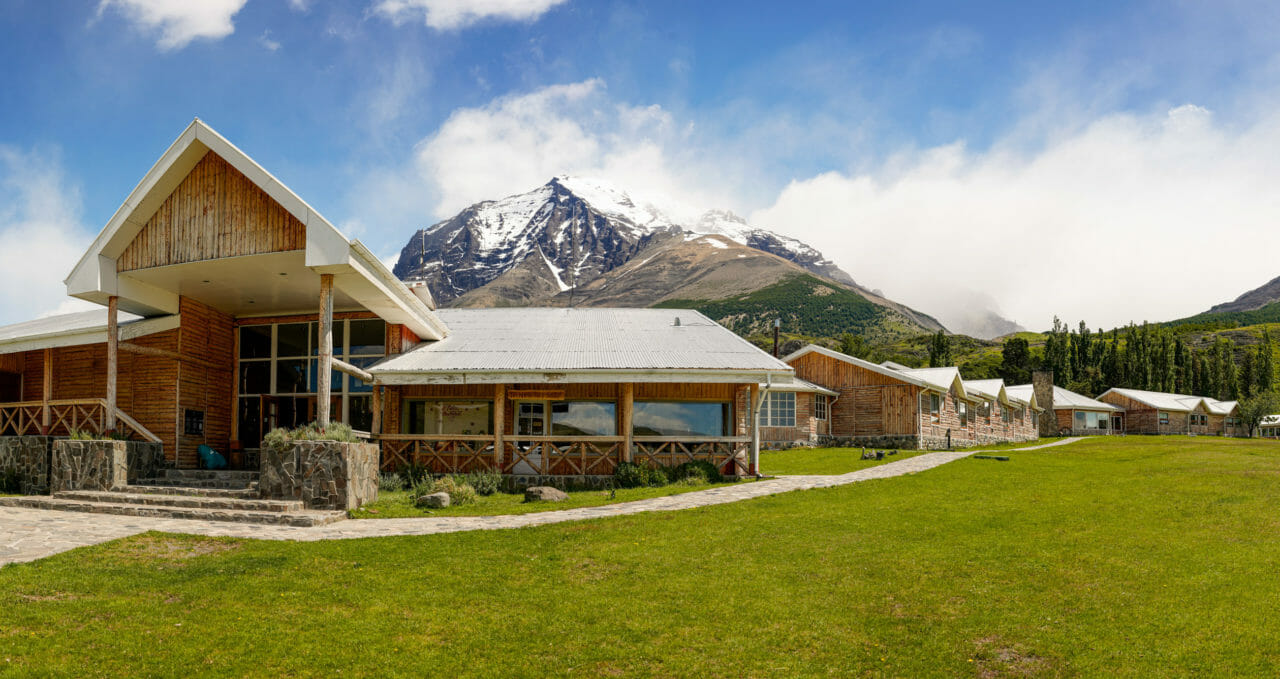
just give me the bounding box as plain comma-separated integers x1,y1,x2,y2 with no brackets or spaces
750,103,1280,331
373,0,567,30
258,30,281,51
0,147,96,325
410,79,727,222
97,0,248,50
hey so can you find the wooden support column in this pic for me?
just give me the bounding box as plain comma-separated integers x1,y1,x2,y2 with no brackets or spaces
749,383,760,476
41,347,51,434
317,274,334,427
105,296,118,431
493,384,506,469
620,383,634,463
371,385,383,435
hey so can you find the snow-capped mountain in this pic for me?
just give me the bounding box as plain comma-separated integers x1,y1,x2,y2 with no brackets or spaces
392,176,857,305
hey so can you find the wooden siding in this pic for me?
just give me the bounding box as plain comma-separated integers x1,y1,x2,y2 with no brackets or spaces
176,297,235,467
117,152,306,272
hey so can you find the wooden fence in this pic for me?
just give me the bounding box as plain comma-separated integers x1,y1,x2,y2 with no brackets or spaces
0,399,162,443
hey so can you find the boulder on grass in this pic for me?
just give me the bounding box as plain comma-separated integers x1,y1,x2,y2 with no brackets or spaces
525,486,569,503
417,492,451,509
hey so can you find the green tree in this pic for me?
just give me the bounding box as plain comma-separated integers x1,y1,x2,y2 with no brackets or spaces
839,332,871,360
1258,327,1275,392
999,337,1032,384
1238,390,1280,437
1240,347,1257,398
928,330,952,368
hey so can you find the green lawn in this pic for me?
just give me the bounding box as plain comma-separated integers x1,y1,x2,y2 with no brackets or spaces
351,480,745,518
759,438,1063,475
5,436,1280,676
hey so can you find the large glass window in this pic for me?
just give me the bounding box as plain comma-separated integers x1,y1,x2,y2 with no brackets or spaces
549,401,616,436
402,400,493,436
762,392,796,428
633,401,730,437
237,318,386,442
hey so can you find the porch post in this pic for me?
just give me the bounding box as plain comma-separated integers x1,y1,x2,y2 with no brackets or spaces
41,347,51,434
371,384,382,435
620,382,634,463
317,274,334,427
749,383,760,475
493,384,506,470
105,295,118,431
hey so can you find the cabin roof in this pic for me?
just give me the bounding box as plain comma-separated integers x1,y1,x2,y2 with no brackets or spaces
0,309,180,353
768,378,838,396
1009,384,1120,411
370,308,796,384
1098,387,1236,414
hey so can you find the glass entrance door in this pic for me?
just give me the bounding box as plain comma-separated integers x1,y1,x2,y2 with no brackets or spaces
514,402,546,474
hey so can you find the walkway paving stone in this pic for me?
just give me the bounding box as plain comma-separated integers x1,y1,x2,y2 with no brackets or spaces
0,438,1082,565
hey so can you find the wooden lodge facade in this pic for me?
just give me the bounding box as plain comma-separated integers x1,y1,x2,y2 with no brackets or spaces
776,346,1041,449
1096,388,1244,437
0,120,793,478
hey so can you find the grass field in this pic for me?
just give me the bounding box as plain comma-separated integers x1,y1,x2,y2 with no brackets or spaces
350,480,745,518
4,436,1280,676
759,439,1062,475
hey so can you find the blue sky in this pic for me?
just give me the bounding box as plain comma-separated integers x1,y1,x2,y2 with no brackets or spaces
2,0,1279,331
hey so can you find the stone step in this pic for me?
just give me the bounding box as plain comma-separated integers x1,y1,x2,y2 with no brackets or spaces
159,469,260,481
134,478,258,490
56,490,302,513
121,484,261,499
0,496,345,527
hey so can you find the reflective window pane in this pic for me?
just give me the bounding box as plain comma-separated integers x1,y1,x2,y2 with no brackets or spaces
239,326,271,359
349,320,386,356
277,323,309,358
633,401,729,437
239,362,270,395
550,401,616,436
310,322,345,357
276,359,308,394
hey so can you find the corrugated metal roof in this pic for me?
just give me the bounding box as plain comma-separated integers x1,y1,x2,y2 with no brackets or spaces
0,309,142,343
770,378,838,396
1101,387,1237,414
899,366,961,393
1008,384,1120,411
370,308,793,376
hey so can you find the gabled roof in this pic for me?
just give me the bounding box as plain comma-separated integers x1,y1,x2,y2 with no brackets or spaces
1262,414,1280,426
370,308,795,385
62,119,446,341
899,366,968,398
1010,384,1120,412
782,345,939,391
965,378,1009,402
1098,387,1237,414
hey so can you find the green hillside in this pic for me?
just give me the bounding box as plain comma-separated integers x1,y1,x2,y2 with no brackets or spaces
1164,301,1280,332
653,273,928,344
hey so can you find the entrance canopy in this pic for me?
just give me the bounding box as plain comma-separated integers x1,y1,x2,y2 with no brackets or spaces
62,119,446,341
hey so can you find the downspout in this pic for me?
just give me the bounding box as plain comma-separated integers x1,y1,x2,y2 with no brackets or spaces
751,375,773,478
826,392,839,437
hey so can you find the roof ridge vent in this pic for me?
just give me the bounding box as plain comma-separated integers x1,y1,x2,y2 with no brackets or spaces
673,317,681,327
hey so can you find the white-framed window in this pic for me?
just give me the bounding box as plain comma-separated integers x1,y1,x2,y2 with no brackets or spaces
762,391,796,427
958,400,968,427
814,394,829,421
1159,411,1170,425
924,393,941,423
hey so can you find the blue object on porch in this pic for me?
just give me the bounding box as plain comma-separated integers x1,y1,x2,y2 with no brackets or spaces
198,444,228,470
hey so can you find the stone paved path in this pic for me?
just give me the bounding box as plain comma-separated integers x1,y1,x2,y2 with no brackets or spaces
0,438,1082,566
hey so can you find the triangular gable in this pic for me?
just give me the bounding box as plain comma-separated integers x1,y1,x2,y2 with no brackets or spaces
782,344,935,390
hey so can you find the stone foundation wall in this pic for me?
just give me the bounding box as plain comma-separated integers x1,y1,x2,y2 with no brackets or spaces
820,434,921,450
0,436,54,494
260,440,379,510
48,440,168,492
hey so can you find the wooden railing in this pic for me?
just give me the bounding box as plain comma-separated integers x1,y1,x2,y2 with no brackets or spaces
375,434,752,476
0,399,162,443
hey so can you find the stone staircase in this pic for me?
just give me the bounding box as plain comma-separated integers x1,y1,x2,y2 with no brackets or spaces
0,469,347,527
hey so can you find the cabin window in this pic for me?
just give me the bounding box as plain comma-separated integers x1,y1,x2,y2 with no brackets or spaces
550,401,616,436
632,401,731,437
1078,411,1107,429
978,401,991,418
1002,407,1012,423
922,393,941,423
958,401,968,426
1159,411,1170,425
1032,412,1039,428
402,400,493,436
762,392,796,428
814,394,829,421
1075,411,1086,428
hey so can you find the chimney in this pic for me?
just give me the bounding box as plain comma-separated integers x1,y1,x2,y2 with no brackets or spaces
1032,370,1055,437
772,318,781,357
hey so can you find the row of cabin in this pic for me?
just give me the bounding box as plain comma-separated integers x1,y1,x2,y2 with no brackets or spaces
757,344,1250,447
758,345,1041,449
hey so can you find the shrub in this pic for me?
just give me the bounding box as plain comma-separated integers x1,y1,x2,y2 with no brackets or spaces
67,429,127,441
673,460,723,485
377,472,405,492
644,466,669,487
398,462,430,487
613,462,648,488
463,469,502,496
263,422,361,453
411,475,478,506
